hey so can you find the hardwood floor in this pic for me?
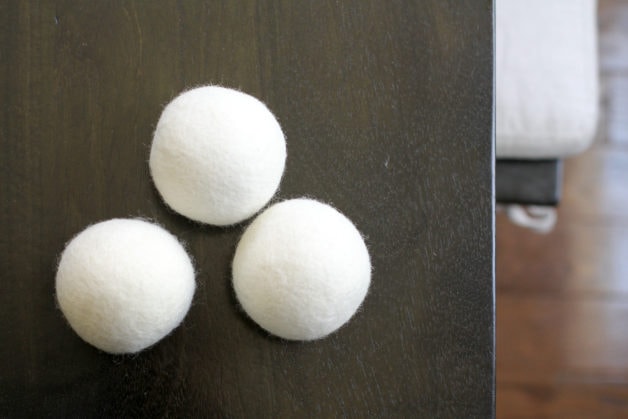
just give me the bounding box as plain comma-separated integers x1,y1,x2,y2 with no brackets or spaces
496,1,628,417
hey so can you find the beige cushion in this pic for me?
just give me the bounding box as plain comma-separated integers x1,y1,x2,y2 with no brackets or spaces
496,0,599,158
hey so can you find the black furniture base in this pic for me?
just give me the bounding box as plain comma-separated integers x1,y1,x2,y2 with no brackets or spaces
496,159,562,205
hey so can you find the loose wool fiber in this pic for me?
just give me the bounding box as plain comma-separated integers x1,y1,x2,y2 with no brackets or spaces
55,219,195,354
149,86,287,226
232,199,371,340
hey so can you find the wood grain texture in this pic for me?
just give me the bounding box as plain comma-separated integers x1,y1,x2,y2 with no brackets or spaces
0,1,494,417
496,2,628,416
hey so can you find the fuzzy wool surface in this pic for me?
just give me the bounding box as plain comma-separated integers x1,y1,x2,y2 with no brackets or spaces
149,86,286,226
232,199,371,341
55,219,196,354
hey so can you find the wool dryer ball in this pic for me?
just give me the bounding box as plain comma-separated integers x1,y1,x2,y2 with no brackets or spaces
149,86,287,226
232,198,371,340
55,219,196,354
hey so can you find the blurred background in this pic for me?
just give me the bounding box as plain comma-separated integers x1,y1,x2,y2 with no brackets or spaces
497,0,628,416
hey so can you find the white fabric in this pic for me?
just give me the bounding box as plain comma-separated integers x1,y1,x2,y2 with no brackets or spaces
496,0,599,158
499,204,558,233
56,219,196,354
150,86,286,226
232,199,371,341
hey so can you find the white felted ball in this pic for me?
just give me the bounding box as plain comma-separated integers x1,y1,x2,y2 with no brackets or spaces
149,86,287,226
232,199,371,340
55,219,196,354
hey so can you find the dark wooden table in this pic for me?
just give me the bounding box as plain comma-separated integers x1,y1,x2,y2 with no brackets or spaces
0,1,495,417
